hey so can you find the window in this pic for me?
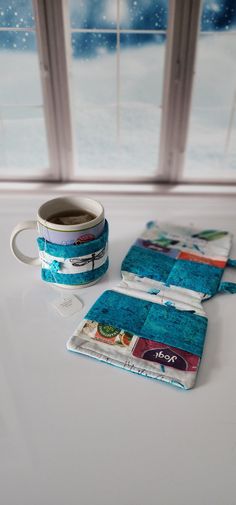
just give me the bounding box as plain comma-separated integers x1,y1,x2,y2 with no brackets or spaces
70,0,168,179
184,0,236,180
0,0,49,178
0,0,235,184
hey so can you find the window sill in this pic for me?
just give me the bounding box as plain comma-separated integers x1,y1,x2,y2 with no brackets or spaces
1,180,236,196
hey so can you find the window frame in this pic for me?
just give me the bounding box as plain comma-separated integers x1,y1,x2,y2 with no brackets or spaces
33,0,74,181
0,0,234,185
47,0,201,183
158,0,201,182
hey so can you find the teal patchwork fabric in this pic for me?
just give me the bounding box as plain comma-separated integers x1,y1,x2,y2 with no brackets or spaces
67,221,235,390
86,290,207,356
121,238,225,297
121,246,175,283
166,260,223,296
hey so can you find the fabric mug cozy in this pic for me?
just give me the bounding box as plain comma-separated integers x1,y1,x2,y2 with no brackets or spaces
10,196,109,288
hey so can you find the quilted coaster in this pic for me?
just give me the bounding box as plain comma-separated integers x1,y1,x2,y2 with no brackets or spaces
67,222,235,389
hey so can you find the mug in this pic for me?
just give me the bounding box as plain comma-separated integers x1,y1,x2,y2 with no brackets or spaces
10,196,108,288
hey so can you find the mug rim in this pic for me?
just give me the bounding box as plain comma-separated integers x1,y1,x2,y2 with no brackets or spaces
37,196,104,232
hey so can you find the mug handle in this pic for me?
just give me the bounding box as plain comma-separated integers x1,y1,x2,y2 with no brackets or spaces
10,221,41,266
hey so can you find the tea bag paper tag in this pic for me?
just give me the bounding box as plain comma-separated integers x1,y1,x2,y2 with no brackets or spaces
53,294,83,317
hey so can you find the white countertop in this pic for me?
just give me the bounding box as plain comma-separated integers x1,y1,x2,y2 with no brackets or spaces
1,192,236,505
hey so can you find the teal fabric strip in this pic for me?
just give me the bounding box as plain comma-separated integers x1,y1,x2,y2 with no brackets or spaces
37,220,108,258
86,290,207,357
218,281,236,294
121,243,224,296
167,260,223,296
121,245,175,283
41,258,109,285
227,258,236,268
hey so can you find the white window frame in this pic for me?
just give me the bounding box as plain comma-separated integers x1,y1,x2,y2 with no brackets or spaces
33,0,74,181
1,0,234,185
158,0,201,182
33,0,203,184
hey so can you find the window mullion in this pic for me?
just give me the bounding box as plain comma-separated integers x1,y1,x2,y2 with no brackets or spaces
33,0,74,181
157,0,201,182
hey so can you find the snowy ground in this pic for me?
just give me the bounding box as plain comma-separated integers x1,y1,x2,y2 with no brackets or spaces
71,40,165,176
0,50,48,174
0,32,235,178
186,33,236,177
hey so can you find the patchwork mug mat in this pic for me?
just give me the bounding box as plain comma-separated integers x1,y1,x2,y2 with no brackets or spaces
67,222,235,389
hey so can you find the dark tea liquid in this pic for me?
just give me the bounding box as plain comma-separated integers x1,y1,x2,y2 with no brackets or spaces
47,209,96,225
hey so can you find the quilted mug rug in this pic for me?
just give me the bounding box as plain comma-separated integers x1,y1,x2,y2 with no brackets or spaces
67,222,236,389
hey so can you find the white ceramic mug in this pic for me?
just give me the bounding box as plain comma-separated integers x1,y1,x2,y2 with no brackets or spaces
10,196,105,267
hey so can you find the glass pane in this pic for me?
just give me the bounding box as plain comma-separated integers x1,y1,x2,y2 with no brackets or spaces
70,0,116,29
71,31,116,61
71,32,166,177
119,34,165,174
0,32,42,105
0,31,49,176
71,33,117,173
201,0,236,32
184,1,236,180
120,0,168,30
0,107,48,173
0,0,35,28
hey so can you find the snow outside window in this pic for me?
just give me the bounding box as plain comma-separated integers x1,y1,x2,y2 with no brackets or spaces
0,0,50,178
69,0,168,179
184,0,236,180
0,0,236,184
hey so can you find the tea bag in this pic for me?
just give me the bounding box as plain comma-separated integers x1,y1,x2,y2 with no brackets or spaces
53,213,94,226
53,293,83,317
